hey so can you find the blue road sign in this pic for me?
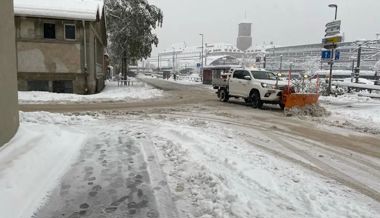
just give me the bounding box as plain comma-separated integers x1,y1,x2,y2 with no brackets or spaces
321,50,340,60
321,50,331,59
335,51,340,60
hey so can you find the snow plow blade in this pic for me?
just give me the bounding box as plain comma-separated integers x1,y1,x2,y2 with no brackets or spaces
283,93,320,109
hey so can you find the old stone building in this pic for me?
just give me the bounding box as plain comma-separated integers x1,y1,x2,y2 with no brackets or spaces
14,0,107,94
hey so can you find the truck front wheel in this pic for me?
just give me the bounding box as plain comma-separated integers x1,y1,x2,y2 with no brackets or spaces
250,91,263,109
219,89,229,102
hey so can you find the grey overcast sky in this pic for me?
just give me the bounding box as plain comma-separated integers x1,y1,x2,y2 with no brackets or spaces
148,0,380,56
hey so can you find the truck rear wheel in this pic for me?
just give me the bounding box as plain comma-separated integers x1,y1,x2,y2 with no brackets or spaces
219,89,229,102
251,91,263,109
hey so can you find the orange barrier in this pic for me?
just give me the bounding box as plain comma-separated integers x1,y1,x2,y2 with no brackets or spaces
283,93,320,109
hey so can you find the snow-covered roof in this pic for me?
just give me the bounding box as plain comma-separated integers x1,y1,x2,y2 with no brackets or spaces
14,0,104,21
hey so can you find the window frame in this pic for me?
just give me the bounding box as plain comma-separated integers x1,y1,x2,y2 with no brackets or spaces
43,22,56,39
64,24,76,40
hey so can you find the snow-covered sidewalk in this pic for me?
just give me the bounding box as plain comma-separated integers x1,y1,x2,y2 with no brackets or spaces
18,80,163,104
0,112,90,218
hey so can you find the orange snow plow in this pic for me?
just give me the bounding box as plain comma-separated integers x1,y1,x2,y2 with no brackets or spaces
282,92,320,109
281,71,320,110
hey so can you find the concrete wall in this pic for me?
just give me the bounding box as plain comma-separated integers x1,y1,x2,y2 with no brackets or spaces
0,0,20,146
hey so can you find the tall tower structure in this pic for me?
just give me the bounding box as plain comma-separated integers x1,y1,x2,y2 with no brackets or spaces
237,22,252,51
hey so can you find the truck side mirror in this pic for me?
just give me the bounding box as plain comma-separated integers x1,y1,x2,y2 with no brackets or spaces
244,76,251,80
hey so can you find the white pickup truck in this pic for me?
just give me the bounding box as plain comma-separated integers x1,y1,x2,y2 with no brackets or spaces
212,68,288,109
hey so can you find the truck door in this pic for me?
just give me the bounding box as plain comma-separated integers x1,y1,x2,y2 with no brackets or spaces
240,70,252,98
229,70,244,96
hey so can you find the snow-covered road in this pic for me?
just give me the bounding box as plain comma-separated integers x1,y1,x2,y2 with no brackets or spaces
5,78,380,218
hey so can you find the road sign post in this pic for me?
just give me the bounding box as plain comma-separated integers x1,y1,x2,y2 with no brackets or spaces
322,20,342,95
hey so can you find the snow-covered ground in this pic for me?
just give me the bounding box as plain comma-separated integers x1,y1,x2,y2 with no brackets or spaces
1,110,379,218
139,74,203,85
124,113,380,218
0,112,91,218
319,92,380,134
18,80,163,104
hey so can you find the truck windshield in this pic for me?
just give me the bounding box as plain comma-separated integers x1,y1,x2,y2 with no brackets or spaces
251,71,277,80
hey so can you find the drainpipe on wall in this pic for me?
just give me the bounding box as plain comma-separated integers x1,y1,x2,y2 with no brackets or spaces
82,20,89,94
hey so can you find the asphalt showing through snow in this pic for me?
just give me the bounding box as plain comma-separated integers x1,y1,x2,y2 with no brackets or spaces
33,123,172,218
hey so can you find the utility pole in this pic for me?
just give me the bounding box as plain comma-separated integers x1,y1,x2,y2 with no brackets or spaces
205,43,208,66
172,48,176,74
157,55,160,73
355,45,362,83
351,59,355,82
200,34,204,74
263,55,266,69
328,49,335,95
327,4,338,95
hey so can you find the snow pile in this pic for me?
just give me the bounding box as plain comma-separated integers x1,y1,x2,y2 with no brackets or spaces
19,111,97,125
320,92,376,104
285,104,330,117
18,81,163,104
0,112,88,218
319,93,380,134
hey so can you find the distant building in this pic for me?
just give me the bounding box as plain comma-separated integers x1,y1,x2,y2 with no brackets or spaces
237,22,252,51
13,0,107,94
265,41,380,74
0,0,19,146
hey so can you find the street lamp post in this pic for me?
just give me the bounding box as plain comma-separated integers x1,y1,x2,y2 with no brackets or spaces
327,3,338,95
328,4,338,20
355,44,362,83
200,34,204,74
172,47,176,75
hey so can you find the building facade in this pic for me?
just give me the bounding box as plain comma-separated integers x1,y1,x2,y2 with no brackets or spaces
0,0,19,146
265,41,380,74
14,0,107,94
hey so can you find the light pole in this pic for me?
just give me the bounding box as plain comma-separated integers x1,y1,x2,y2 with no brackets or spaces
280,55,283,72
328,4,338,20
172,47,176,75
355,43,363,83
199,34,204,74
327,3,338,95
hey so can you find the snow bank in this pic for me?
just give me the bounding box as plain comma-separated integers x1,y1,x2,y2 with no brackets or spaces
320,93,380,133
18,81,163,104
0,114,88,218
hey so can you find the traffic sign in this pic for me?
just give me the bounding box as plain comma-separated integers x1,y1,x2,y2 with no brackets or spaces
323,35,343,44
321,50,331,59
325,20,341,37
334,51,340,60
322,35,343,49
321,50,340,60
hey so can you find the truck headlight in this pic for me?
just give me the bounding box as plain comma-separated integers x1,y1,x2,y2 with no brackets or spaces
261,83,276,89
